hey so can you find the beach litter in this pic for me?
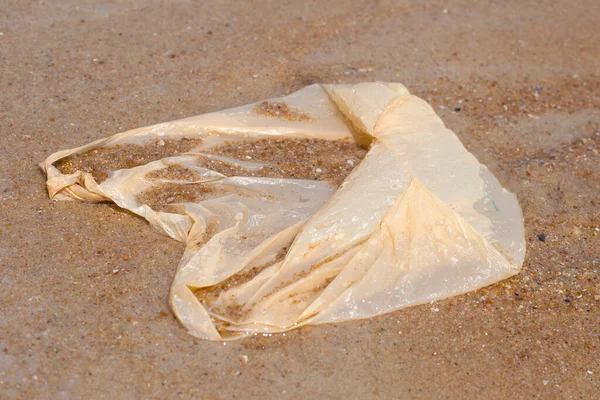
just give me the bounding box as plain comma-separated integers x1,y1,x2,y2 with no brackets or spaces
41,82,525,340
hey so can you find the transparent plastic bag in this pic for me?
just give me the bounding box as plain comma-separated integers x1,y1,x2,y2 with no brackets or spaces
41,82,525,340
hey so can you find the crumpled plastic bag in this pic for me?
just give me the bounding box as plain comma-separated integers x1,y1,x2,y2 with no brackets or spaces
40,82,526,340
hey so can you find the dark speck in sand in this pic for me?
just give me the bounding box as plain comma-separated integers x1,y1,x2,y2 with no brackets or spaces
537,233,547,242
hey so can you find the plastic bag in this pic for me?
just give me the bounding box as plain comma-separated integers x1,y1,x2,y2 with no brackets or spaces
40,82,525,340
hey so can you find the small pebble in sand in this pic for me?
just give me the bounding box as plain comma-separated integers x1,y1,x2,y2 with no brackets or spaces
537,233,546,242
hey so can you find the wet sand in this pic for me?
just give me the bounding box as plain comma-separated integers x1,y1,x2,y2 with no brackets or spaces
1,1,599,398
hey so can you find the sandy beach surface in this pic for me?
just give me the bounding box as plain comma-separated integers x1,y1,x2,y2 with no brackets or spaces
1,1,599,398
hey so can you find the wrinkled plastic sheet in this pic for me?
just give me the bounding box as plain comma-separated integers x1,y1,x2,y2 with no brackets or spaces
41,82,526,340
